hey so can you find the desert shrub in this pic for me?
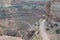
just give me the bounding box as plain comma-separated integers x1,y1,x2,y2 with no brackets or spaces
56,29,60,34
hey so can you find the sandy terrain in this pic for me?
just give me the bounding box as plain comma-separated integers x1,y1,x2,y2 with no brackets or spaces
0,36,23,40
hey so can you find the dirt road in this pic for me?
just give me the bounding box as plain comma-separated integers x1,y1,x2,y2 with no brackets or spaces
39,19,50,40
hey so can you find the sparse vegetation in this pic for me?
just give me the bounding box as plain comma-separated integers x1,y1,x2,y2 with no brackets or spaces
46,28,49,31
0,28,4,36
0,25,6,30
56,29,60,34
54,23,58,27
30,33,40,40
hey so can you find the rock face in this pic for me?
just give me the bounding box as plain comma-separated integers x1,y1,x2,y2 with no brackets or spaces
3,30,21,37
0,36,23,40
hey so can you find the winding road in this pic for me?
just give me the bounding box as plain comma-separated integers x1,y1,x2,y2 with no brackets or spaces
39,19,50,40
